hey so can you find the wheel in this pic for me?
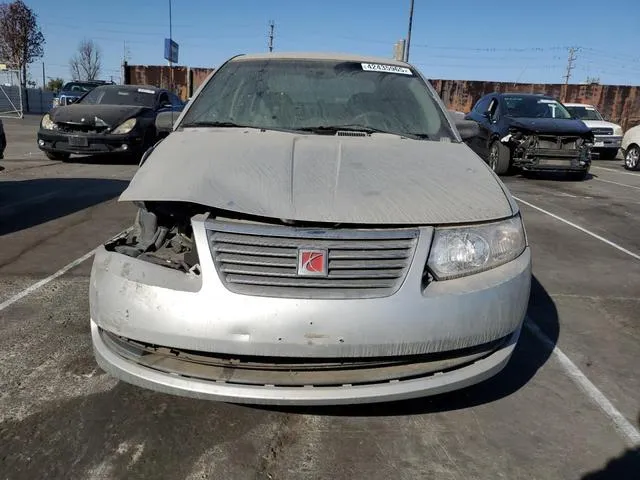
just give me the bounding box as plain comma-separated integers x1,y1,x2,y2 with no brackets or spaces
45,151,70,161
624,145,640,170
488,140,511,175
598,148,619,160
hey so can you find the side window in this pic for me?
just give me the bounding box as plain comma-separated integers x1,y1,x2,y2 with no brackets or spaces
472,96,491,115
488,97,499,120
158,92,170,107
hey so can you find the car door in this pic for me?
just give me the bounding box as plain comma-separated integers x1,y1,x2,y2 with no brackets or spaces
466,95,494,159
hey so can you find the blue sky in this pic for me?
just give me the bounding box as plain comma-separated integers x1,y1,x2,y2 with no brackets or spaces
25,0,640,86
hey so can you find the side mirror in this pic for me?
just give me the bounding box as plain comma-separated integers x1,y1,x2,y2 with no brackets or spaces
455,118,480,141
155,111,176,135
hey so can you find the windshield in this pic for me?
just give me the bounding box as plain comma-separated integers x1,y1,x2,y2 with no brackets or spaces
503,96,573,119
565,105,603,121
78,86,156,107
62,82,103,93
180,58,457,141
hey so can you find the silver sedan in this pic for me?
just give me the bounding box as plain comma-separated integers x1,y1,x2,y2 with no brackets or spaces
90,53,532,405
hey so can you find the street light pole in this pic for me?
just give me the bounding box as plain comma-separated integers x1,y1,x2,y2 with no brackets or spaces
405,0,414,63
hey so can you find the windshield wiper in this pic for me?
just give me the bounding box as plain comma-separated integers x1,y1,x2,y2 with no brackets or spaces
296,125,430,140
296,125,391,135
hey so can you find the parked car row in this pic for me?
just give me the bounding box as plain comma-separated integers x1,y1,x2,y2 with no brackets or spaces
37,84,186,161
460,93,639,174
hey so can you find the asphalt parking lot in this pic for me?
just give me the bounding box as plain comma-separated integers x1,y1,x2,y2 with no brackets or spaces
1,115,638,480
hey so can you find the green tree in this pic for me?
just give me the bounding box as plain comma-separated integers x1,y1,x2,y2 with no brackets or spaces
46,77,63,92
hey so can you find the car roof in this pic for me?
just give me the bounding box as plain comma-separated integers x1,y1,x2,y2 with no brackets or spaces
100,84,162,93
497,92,557,100
563,102,594,107
232,52,412,67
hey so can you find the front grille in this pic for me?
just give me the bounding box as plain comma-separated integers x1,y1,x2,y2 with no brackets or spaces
536,136,578,150
57,122,108,134
591,127,613,136
207,220,419,299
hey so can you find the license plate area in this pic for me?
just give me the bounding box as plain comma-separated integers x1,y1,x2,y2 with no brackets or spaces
538,159,572,166
594,141,604,147
68,136,88,147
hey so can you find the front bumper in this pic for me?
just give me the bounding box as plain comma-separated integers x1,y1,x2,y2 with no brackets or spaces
593,135,622,150
37,129,143,155
90,217,532,404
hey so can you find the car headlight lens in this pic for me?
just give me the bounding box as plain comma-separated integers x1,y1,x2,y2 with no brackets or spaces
613,125,623,136
111,118,137,135
41,113,57,130
427,214,526,280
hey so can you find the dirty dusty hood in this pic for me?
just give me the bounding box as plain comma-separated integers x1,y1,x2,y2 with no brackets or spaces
119,129,514,225
508,117,591,135
50,105,147,128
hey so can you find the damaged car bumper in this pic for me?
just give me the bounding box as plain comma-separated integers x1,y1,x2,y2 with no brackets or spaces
502,131,592,172
37,130,144,155
90,214,531,405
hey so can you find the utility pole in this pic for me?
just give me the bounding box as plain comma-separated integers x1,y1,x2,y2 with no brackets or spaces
405,0,415,62
563,47,577,85
41,62,45,89
268,21,275,52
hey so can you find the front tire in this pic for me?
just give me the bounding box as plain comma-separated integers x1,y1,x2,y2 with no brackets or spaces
624,145,640,170
488,140,511,175
45,151,70,161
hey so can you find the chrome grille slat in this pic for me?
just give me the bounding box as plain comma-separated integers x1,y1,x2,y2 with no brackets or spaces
217,253,297,268
212,232,414,250
329,259,407,269
221,264,403,279
207,221,419,299
226,274,394,289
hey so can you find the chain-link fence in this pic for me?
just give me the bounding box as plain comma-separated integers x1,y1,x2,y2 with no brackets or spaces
0,68,23,118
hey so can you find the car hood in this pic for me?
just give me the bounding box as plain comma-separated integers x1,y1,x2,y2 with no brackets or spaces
508,117,591,135
579,119,620,130
119,129,515,225
50,105,148,128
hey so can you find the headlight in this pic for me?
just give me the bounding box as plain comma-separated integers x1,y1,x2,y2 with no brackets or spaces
427,214,526,280
613,125,623,136
41,113,57,130
111,118,137,135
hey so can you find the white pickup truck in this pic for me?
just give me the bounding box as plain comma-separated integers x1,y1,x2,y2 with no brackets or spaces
564,103,623,160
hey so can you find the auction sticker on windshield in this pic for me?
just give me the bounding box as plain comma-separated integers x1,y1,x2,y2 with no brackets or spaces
361,63,413,75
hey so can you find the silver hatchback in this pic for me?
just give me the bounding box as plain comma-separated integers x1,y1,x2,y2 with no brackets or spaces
90,53,532,405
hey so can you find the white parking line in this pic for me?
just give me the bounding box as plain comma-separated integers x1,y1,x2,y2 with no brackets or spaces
0,248,97,313
593,177,640,191
526,320,640,446
513,196,640,261
592,166,640,177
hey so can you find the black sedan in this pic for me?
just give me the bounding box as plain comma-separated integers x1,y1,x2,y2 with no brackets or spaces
464,93,594,179
37,84,185,161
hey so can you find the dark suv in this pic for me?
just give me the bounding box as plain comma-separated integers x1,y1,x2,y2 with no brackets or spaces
53,80,115,108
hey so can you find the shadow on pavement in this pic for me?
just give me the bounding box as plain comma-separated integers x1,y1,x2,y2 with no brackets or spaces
63,154,139,166
0,177,129,235
580,413,640,480
257,275,559,417
521,170,594,182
